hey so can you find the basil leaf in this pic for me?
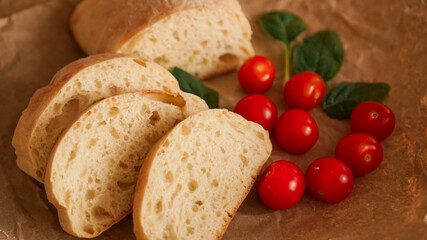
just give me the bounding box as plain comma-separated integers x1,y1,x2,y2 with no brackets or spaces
294,30,344,82
171,67,219,109
259,11,307,49
322,82,390,119
259,11,306,85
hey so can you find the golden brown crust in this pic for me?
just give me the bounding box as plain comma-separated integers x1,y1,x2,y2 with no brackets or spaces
13,85,51,180
70,0,243,55
54,203,132,238
56,207,133,238
133,130,171,240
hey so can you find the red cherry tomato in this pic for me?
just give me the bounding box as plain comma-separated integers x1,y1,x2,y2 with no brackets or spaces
305,157,354,203
258,160,305,210
238,56,275,94
350,101,395,141
275,109,319,153
284,72,326,110
335,133,383,176
234,94,277,131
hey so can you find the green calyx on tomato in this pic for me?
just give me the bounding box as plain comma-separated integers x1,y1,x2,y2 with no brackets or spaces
364,155,371,162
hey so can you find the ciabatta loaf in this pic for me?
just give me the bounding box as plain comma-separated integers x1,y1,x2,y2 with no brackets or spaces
133,109,272,240
45,91,208,238
70,0,254,79
12,53,184,183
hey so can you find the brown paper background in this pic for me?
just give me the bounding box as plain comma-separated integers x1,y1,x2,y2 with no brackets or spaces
0,0,426,239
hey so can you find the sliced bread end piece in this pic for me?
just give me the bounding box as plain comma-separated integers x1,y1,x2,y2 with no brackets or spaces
133,109,272,240
118,7,254,79
70,0,254,80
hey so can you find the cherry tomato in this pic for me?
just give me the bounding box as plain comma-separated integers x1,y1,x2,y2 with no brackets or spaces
275,109,318,153
350,101,395,141
234,94,277,131
335,133,383,176
258,160,305,210
284,72,326,110
305,157,354,203
238,56,275,94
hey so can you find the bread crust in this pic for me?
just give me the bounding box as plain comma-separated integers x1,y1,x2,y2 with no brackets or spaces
70,0,243,54
133,109,272,240
133,127,170,240
45,91,188,238
70,0,252,80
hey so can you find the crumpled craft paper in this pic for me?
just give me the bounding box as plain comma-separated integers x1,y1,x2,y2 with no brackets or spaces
0,0,426,239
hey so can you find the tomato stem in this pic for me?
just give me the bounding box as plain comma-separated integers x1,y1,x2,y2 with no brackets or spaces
370,112,379,119
283,45,291,87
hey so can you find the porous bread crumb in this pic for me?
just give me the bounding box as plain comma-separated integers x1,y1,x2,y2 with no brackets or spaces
13,55,182,183
45,91,207,238
118,8,254,79
134,109,272,240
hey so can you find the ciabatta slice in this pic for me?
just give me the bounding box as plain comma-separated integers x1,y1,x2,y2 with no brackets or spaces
70,0,254,79
133,109,272,240
45,91,207,238
12,53,182,182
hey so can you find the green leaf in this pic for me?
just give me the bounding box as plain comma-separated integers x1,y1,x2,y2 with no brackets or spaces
322,82,390,119
259,11,306,85
171,67,219,109
259,11,307,49
294,30,344,82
